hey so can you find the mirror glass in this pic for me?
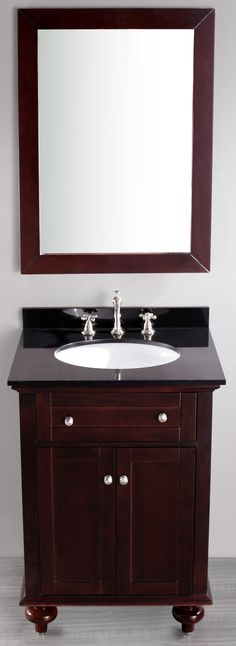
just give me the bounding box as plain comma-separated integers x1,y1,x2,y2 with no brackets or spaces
38,29,194,254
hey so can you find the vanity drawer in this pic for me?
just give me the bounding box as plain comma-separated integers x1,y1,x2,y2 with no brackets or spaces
36,391,196,443
52,405,180,429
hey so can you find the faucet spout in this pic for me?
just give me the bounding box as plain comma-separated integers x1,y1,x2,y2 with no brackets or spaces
111,290,124,338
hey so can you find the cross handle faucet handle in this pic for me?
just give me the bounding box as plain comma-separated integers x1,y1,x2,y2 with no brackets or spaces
81,312,97,322
139,311,157,337
139,311,157,323
81,312,97,337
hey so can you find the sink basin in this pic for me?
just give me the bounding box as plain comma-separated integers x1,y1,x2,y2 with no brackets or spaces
54,341,180,370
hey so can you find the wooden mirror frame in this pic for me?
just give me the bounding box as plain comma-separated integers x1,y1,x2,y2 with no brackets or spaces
18,8,214,274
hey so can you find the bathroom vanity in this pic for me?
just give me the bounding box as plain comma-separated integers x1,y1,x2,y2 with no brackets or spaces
8,307,225,635
13,4,221,638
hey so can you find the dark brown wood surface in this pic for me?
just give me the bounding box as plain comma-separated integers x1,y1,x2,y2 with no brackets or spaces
51,391,180,407
18,8,214,273
37,447,116,595
37,443,195,597
16,382,218,634
172,605,205,633
19,393,40,597
116,447,195,595
35,389,196,444
52,406,180,429
193,391,213,594
191,10,215,270
25,606,58,633
21,591,212,607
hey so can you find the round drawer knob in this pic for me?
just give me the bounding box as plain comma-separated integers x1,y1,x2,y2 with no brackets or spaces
158,412,168,424
104,475,113,486
64,416,74,427
119,475,129,486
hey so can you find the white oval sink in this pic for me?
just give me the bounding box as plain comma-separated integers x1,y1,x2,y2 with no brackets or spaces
54,341,180,370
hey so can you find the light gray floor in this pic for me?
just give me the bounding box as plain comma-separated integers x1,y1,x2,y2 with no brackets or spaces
0,558,235,646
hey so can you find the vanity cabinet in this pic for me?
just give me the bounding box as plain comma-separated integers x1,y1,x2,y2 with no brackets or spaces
17,385,214,635
37,446,194,597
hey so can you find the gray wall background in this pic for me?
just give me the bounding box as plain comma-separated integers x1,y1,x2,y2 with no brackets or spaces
0,0,235,557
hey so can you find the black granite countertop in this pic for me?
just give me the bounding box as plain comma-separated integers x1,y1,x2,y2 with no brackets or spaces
8,307,226,387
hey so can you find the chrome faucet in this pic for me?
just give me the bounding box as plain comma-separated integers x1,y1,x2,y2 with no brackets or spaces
81,312,97,339
111,290,124,338
139,311,157,340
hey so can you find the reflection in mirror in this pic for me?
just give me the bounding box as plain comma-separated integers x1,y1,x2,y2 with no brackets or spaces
38,29,194,254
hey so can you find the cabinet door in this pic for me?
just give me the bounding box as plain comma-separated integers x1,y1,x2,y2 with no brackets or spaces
117,448,195,595
37,447,115,595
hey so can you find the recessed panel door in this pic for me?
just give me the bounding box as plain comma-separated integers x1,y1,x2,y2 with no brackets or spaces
37,447,115,594
117,448,195,595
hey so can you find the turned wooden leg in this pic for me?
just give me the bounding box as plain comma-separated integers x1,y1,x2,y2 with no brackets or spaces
172,606,204,633
25,606,58,633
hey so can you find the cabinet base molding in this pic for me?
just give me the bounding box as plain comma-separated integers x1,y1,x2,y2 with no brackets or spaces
172,605,204,633
25,606,58,633
20,583,212,607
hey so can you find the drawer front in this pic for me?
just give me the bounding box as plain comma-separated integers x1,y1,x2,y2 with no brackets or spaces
36,391,196,443
52,405,180,429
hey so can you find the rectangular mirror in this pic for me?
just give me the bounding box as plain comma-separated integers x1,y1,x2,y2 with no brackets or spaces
18,8,215,273
38,29,194,255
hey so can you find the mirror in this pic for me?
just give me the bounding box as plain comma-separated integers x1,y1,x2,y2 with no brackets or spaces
18,8,215,273
38,29,194,255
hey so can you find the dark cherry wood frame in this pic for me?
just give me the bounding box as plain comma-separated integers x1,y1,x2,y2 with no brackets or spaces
15,383,216,634
18,8,215,274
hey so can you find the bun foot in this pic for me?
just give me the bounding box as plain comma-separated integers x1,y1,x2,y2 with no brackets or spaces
25,606,58,633
172,605,204,634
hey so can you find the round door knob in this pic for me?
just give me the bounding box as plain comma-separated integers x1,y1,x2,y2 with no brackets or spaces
119,475,129,486
64,416,74,427
104,475,113,486
157,412,168,423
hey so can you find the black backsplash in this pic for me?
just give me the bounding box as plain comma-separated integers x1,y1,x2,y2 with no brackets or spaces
22,307,209,349
23,307,209,331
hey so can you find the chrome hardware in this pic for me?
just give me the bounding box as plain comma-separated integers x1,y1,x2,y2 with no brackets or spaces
119,475,129,486
111,290,124,338
139,311,157,339
64,416,74,427
158,412,168,423
81,312,97,338
104,475,113,486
